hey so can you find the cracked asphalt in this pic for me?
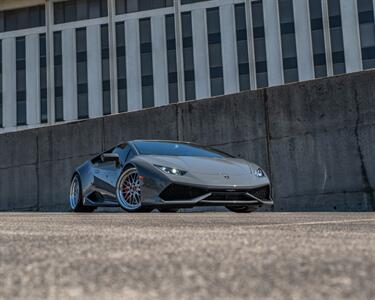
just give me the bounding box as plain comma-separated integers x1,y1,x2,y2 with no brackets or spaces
0,212,374,300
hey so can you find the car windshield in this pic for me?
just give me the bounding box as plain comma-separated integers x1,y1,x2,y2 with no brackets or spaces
133,141,233,158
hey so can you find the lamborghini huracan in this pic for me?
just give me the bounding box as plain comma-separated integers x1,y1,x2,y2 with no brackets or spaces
69,140,273,213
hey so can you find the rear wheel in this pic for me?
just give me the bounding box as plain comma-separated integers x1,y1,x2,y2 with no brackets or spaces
226,206,258,213
69,174,96,213
117,167,146,212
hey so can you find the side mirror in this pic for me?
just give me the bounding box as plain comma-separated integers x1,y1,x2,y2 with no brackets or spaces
101,153,120,164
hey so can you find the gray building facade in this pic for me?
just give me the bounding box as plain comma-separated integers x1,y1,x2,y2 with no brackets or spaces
0,0,374,133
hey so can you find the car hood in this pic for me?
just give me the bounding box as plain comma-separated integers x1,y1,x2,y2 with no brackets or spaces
138,155,252,175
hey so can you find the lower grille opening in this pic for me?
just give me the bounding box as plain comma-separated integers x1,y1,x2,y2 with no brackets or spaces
250,186,270,200
160,184,270,201
160,184,207,201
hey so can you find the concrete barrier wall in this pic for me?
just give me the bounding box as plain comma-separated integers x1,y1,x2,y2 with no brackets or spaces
267,72,375,211
1,70,375,211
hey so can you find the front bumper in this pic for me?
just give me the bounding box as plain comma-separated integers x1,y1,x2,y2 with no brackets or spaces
162,197,274,207
155,184,273,207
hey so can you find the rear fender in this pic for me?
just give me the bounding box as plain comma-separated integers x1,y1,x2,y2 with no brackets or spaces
75,161,95,198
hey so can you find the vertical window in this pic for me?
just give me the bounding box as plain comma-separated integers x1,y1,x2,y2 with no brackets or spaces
235,4,250,91
16,37,26,126
115,0,126,13
278,0,298,83
327,0,345,74
166,14,178,103
67,1,77,22
116,22,127,112
54,31,64,122
357,0,375,69
181,12,195,100
89,0,107,18
0,5,45,33
0,40,2,128
116,0,173,14
101,24,111,115
40,34,48,123
207,7,223,96
181,0,213,4
76,0,87,20
76,28,89,119
54,0,107,24
251,0,268,88
309,0,327,78
139,18,154,108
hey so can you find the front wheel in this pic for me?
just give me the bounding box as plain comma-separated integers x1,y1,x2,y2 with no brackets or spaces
226,206,258,213
69,174,96,213
117,167,146,212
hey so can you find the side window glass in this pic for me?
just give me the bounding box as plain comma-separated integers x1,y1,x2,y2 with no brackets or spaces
125,149,136,163
113,145,131,165
92,146,115,165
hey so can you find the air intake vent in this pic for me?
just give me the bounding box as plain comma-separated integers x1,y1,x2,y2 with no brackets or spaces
160,184,207,201
160,184,270,202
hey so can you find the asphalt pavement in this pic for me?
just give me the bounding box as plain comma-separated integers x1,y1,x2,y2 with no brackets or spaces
0,212,374,300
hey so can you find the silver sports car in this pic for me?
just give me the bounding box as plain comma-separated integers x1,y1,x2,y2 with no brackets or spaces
69,140,273,213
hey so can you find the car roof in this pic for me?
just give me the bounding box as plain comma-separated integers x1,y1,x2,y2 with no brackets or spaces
110,140,234,158
112,140,195,153
131,140,193,144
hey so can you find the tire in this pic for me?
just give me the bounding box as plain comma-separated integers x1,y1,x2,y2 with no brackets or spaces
226,206,258,213
158,208,180,213
117,167,147,212
69,174,96,213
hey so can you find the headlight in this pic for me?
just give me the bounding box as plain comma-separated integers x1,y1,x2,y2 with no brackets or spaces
255,168,265,178
155,165,187,176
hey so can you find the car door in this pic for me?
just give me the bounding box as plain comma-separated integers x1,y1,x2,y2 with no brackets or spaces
92,145,131,201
